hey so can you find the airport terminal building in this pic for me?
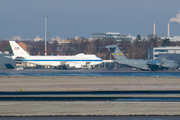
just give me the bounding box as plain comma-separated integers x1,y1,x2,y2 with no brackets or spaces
148,46,180,60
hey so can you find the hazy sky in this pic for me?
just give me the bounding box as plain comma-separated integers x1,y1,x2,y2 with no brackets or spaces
1,0,180,39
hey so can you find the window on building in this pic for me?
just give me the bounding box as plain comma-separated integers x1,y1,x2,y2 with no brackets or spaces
155,49,168,52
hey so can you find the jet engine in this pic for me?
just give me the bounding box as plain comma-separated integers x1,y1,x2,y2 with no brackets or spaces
68,63,81,68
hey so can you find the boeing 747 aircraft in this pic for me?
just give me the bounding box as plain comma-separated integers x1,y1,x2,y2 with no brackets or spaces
105,45,178,71
9,41,102,69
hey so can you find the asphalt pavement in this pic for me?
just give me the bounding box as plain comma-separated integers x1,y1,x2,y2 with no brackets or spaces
0,68,180,77
1,90,180,102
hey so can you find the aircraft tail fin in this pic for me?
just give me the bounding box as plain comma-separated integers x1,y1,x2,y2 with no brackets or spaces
9,41,30,58
105,45,127,60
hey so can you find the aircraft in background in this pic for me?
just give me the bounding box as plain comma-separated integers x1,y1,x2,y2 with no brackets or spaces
105,45,178,71
9,41,102,69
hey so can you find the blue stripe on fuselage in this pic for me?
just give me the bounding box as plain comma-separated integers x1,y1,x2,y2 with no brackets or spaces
16,59,103,62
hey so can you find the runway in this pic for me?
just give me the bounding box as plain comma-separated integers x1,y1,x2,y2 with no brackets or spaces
1,96,180,102
1,91,180,102
0,68,180,77
1,90,180,95
1,116,180,120
1,69,180,117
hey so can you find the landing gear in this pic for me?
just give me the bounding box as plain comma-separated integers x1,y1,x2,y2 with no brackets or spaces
88,66,91,69
54,66,58,69
58,65,68,70
87,66,95,69
59,66,64,69
54,66,67,70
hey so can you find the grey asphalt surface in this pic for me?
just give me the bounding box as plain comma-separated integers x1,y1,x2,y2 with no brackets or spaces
1,96,180,102
1,91,180,102
1,68,180,117
0,68,180,77
1,116,180,120
2,90,180,95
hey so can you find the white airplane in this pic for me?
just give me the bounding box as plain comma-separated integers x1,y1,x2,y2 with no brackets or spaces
9,41,103,69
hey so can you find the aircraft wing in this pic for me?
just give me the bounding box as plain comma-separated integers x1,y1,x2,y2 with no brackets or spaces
4,56,12,59
146,60,168,70
5,55,26,60
147,60,161,66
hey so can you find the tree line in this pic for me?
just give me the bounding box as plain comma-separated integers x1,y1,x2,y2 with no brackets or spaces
1,34,180,60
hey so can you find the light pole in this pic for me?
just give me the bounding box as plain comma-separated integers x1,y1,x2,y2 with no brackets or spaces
44,14,48,56
110,53,111,66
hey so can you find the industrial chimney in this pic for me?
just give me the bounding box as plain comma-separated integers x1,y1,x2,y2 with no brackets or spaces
153,22,155,36
168,23,170,38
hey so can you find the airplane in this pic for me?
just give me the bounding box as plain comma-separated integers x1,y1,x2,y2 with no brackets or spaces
105,45,178,71
9,41,103,69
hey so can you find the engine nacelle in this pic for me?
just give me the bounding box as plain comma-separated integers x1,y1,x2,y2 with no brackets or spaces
11,56,16,59
68,63,81,68
75,64,81,68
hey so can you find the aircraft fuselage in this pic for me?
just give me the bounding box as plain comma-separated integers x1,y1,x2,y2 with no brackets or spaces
16,55,102,67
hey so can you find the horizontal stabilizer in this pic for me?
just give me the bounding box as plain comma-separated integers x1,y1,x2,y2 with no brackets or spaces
75,53,85,56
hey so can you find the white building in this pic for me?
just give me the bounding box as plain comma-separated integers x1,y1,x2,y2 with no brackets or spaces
161,36,180,42
34,35,43,42
148,46,180,60
12,36,21,41
92,32,136,43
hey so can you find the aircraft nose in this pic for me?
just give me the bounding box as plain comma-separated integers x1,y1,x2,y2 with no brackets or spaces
176,63,178,67
173,62,179,68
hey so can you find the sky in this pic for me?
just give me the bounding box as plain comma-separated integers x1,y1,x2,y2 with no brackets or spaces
1,0,180,40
